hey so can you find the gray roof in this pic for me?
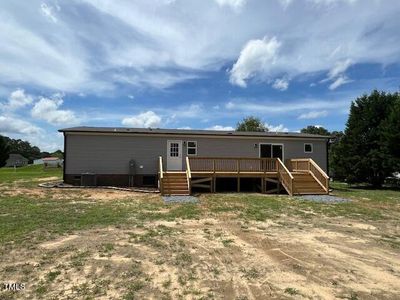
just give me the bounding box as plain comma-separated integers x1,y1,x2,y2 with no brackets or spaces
59,126,329,139
7,153,28,161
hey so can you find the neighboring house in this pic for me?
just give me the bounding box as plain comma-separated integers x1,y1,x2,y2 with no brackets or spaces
33,159,43,165
5,154,29,167
43,157,63,167
59,127,330,196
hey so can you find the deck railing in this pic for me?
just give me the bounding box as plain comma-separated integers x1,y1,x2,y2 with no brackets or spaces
276,158,294,196
158,156,164,194
288,158,329,193
188,157,278,173
185,156,192,194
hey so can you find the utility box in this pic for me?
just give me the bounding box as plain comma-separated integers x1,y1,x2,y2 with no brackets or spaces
129,159,136,175
81,173,97,186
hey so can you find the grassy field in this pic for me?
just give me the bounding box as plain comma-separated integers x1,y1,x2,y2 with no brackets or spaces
0,167,399,299
0,164,62,185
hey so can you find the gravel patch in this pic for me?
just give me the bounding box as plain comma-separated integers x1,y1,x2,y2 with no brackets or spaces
163,196,199,204
297,195,350,203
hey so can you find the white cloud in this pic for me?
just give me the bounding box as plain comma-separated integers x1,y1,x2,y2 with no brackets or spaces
113,71,199,90
327,59,352,79
177,126,191,130
40,2,59,23
224,97,351,114
0,116,41,135
1,89,33,111
225,102,235,109
272,78,289,91
298,110,328,119
122,111,162,128
265,123,289,132
214,0,247,11
329,75,352,90
0,0,399,93
179,104,203,118
309,0,358,5
31,94,79,125
229,37,281,88
206,125,235,131
278,0,293,9
320,58,353,90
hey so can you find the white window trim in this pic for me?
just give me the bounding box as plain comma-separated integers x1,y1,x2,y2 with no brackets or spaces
258,143,284,162
187,140,197,156
304,143,313,153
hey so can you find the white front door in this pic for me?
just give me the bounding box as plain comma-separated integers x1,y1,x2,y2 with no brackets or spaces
167,140,183,170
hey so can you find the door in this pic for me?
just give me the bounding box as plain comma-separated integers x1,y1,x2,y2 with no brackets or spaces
167,140,183,170
260,144,284,160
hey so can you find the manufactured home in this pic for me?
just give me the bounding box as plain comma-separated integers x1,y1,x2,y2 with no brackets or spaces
59,127,330,196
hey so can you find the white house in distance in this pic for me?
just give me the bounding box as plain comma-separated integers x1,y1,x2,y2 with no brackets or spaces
34,157,63,167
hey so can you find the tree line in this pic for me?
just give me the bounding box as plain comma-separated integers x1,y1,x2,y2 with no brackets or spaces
236,90,400,187
0,135,63,167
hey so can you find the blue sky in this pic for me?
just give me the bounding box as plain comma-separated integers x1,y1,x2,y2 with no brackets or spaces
0,0,400,151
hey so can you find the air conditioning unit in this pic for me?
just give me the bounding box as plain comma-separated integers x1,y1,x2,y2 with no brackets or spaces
81,173,97,186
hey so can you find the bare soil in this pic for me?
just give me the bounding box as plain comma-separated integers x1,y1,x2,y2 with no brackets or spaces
1,187,399,299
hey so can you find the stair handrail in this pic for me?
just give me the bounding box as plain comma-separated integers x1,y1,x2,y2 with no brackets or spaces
308,158,329,193
276,158,294,196
158,156,164,194
186,156,192,194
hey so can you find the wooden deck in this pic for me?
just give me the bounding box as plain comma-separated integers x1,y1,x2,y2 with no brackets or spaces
158,157,329,196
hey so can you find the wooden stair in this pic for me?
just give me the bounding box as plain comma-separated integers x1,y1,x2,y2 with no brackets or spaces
161,172,190,195
292,172,326,195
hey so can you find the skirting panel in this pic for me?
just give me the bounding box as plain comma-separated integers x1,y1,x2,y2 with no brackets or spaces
64,174,158,187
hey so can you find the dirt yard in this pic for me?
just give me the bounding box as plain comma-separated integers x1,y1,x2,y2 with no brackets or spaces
1,180,399,299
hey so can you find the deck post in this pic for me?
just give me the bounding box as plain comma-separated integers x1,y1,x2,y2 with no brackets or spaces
212,176,216,192
237,177,240,192
261,177,264,193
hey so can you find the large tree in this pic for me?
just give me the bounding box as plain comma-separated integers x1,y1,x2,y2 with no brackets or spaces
50,150,64,159
4,137,41,163
236,116,268,132
5,137,41,163
300,125,330,136
333,90,398,187
329,131,345,179
382,96,400,170
0,135,10,167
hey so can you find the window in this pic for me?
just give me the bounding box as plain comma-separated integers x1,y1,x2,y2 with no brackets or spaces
187,141,197,156
170,142,179,157
304,143,313,153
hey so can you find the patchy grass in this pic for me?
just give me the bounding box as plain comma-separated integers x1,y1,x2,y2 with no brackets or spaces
284,287,299,295
0,172,399,299
1,182,399,245
46,270,61,282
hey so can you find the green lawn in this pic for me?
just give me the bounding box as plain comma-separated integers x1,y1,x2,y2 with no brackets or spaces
0,164,62,185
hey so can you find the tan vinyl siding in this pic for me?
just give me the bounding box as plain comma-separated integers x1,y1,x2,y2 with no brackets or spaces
65,134,327,175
